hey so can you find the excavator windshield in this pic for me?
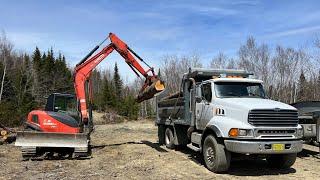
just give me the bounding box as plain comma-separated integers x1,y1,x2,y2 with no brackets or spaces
54,95,77,113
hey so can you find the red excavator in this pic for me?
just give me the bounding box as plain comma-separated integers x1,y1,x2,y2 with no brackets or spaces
15,33,165,159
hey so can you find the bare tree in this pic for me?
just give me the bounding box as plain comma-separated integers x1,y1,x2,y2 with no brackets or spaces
238,37,272,87
0,32,13,103
160,54,202,94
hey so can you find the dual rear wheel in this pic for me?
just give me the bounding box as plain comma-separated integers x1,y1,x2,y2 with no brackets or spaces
164,127,175,149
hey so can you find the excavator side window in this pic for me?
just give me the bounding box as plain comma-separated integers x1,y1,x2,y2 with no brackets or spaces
32,115,39,124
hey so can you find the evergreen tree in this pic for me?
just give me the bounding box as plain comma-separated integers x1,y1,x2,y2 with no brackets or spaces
113,63,123,101
32,47,42,73
122,93,139,120
113,63,123,111
157,68,161,77
297,70,307,101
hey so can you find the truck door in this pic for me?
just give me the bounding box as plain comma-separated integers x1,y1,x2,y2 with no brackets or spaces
195,82,213,130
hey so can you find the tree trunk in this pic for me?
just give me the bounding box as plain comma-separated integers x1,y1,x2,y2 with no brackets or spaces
0,59,6,103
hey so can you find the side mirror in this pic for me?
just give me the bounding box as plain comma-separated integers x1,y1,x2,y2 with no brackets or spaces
195,96,202,103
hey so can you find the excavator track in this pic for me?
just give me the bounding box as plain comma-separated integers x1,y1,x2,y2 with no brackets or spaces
16,131,91,160
21,146,37,160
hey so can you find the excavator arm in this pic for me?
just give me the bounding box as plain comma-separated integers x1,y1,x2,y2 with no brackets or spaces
74,33,164,126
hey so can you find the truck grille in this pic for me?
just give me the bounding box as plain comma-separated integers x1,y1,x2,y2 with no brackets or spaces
248,109,298,127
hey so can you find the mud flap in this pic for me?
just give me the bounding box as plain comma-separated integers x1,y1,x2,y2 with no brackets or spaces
15,131,89,150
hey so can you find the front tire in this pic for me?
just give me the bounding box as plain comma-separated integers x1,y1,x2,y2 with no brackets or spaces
165,127,175,149
202,135,230,173
158,125,165,145
266,153,297,168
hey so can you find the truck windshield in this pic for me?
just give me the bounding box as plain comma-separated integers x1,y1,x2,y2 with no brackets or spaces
214,82,266,98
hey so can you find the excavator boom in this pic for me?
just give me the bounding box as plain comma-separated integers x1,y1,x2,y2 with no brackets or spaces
74,33,165,126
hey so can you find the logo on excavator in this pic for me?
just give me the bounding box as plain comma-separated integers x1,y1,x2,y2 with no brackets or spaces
43,119,57,128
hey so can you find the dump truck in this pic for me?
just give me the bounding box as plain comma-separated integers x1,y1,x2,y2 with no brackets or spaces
156,68,303,173
291,101,320,146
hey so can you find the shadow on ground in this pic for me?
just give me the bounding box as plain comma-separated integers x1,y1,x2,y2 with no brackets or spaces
90,141,320,176
91,140,168,152
91,141,144,149
177,146,297,176
298,148,320,159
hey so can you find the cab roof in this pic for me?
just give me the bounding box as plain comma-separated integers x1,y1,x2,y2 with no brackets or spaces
211,78,263,83
185,68,253,82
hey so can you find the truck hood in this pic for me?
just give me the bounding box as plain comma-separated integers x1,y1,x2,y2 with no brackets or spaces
217,98,296,110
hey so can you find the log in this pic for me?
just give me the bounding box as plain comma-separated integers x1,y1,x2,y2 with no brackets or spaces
4,134,16,144
161,91,183,101
136,80,165,103
0,122,13,133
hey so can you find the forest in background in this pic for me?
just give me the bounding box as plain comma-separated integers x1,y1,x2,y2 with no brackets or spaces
0,33,142,126
161,37,320,103
0,32,319,127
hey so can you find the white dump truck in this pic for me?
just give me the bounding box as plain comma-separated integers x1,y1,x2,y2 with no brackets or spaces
156,68,303,173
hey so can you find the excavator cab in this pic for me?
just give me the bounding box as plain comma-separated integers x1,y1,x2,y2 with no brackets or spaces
45,93,80,122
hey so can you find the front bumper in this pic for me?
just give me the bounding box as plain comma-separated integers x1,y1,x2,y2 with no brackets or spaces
224,139,303,154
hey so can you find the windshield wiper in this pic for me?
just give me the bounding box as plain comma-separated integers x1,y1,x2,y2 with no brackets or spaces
248,93,265,98
225,92,242,97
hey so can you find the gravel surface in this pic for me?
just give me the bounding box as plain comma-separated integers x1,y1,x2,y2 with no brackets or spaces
0,119,320,179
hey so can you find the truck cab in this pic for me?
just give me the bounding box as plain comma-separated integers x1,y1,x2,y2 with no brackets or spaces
156,68,303,173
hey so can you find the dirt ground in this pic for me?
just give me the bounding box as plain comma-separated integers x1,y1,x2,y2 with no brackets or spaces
1,118,320,180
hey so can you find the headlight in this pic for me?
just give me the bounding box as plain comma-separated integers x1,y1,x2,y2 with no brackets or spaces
229,128,253,138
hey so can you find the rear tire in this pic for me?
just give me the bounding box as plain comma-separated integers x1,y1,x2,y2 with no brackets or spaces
266,153,297,168
158,125,165,145
202,135,230,173
165,127,175,149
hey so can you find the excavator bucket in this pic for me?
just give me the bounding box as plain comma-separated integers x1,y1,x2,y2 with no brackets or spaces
15,131,89,156
136,79,165,103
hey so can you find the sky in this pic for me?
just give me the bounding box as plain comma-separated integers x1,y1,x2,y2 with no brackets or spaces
1,0,320,81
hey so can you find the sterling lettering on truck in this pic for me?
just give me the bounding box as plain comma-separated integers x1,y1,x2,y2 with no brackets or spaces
156,68,303,173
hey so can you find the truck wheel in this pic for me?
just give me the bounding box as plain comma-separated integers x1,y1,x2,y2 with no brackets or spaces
266,153,297,168
165,127,175,149
203,135,230,173
158,125,165,145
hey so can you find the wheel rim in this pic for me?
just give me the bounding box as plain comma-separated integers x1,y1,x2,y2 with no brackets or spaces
206,146,215,165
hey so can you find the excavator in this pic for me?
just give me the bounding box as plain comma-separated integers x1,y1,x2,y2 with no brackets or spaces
15,33,165,159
